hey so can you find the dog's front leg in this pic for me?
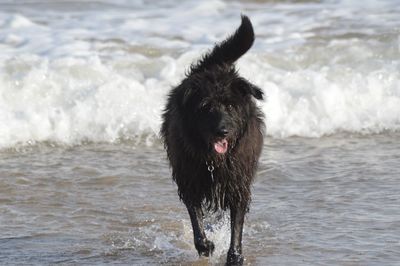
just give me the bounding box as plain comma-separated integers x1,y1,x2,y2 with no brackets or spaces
187,204,215,257
227,204,246,265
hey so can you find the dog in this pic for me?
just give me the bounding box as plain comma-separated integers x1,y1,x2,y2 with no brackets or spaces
161,15,264,265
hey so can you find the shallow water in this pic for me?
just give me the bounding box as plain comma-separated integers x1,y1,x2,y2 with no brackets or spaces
1,134,400,265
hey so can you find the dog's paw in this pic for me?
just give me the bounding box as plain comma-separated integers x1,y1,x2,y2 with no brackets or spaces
226,248,244,266
195,239,215,257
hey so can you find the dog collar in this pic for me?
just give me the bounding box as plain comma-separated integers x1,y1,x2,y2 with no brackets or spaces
205,160,215,182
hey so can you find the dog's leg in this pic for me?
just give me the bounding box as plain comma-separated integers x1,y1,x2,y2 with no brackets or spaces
227,204,246,265
187,205,215,257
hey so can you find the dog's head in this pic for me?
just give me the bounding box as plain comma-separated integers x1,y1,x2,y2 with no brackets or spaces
178,66,263,157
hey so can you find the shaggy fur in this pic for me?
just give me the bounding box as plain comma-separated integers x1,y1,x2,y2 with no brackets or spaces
161,15,264,265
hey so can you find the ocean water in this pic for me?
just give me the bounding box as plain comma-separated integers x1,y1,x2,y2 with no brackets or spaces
0,0,399,265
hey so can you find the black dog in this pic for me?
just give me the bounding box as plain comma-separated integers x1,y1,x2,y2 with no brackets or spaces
161,15,264,265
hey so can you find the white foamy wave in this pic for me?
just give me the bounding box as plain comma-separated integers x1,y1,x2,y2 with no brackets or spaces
0,54,173,148
2,52,399,148
239,55,400,138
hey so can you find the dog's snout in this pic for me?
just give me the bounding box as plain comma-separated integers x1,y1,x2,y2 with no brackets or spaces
217,126,229,137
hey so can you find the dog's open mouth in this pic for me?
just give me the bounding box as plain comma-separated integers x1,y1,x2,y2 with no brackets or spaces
214,139,228,154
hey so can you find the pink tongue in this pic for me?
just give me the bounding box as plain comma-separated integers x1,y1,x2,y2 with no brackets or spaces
214,139,228,154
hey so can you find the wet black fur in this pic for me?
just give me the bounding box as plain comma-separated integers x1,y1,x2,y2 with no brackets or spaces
161,15,264,265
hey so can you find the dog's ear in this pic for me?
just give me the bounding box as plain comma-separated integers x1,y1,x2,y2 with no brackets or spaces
248,83,264,100
234,78,264,100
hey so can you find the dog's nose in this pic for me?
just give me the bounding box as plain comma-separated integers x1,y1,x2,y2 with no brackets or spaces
217,127,229,137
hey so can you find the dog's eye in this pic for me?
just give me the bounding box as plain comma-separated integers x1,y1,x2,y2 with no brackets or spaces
227,104,234,111
199,102,210,111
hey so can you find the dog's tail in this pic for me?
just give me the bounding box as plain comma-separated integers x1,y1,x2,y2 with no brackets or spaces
189,15,254,75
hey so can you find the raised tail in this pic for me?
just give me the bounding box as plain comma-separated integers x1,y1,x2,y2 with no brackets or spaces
189,15,255,75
